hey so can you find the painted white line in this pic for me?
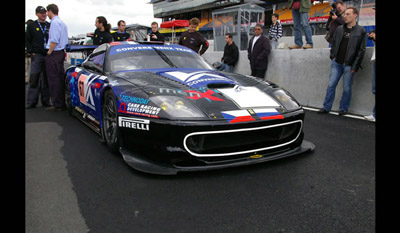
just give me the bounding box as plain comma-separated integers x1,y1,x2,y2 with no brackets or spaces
302,106,371,121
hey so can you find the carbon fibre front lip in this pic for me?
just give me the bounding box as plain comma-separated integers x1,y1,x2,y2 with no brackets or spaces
120,140,315,175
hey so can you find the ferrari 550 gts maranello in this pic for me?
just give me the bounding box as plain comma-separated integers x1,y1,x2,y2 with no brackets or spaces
65,41,314,175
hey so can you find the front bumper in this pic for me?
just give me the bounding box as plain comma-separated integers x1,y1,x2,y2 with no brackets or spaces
120,140,315,175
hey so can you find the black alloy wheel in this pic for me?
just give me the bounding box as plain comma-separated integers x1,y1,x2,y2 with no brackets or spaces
65,77,73,115
102,90,120,153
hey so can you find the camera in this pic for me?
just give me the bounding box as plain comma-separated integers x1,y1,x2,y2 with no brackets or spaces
368,30,376,41
330,3,339,16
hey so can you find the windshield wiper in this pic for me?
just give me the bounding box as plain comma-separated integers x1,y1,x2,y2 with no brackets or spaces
152,47,177,68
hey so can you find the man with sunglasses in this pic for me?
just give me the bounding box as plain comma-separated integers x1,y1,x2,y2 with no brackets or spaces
247,24,271,79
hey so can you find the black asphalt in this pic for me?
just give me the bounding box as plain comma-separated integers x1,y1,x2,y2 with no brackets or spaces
26,101,375,233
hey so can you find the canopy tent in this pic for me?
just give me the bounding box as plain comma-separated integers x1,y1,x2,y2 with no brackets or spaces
160,20,189,29
160,20,189,43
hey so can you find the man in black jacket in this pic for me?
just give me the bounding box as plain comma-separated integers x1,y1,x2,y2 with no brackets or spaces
112,20,131,42
318,7,367,116
247,24,271,79
93,16,113,45
147,22,165,42
219,33,239,73
25,6,51,108
178,18,209,55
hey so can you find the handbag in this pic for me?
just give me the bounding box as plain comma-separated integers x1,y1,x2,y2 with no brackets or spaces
292,1,300,10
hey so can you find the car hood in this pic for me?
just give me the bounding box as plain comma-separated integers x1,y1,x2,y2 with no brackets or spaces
155,68,240,88
113,69,295,121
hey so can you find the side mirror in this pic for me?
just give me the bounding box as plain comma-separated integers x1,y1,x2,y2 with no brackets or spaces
83,61,103,74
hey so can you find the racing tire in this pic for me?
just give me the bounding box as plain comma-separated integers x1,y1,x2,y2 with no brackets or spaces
65,77,73,115
102,90,120,153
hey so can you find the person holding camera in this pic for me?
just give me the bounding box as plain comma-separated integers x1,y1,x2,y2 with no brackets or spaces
325,0,346,43
147,21,165,42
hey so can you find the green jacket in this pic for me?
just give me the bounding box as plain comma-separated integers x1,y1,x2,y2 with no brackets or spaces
288,0,312,13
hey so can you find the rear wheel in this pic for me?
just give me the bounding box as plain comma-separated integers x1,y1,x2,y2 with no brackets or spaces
65,77,73,115
102,90,120,153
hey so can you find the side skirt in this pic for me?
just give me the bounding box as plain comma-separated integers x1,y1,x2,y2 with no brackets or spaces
71,106,102,136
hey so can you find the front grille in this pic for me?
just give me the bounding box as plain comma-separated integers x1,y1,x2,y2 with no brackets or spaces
184,120,303,157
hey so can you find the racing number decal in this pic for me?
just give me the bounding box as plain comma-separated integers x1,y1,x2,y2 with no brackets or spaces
78,74,96,110
78,76,86,104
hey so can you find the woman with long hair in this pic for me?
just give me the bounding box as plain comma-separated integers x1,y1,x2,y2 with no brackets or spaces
93,16,113,45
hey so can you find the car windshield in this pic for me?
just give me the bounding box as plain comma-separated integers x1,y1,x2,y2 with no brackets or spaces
108,45,213,73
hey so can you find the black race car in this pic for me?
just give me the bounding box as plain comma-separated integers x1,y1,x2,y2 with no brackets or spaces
65,41,315,175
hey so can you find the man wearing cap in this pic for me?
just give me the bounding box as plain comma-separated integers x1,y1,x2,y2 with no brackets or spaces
45,4,68,110
25,6,51,108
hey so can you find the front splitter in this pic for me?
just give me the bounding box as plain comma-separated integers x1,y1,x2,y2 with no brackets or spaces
120,140,315,175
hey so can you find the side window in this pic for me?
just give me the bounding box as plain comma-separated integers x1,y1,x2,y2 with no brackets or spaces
89,52,105,68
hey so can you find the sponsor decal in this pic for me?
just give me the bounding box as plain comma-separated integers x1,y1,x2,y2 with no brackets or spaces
159,70,236,88
166,146,186,152
221,110,256,123
109,45,195,56
281,16,328,25
118,117,150,131
183,89,224,102
118,103,161,118
119,94,150,105
74,72,106,111
78,74,96,110
159,87,225,102
250,154,263,159
115,46,152,53
253,108,284,120
74,106,100,125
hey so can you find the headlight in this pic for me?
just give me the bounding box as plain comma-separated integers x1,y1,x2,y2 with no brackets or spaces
150,96,205,118
273,89,301,111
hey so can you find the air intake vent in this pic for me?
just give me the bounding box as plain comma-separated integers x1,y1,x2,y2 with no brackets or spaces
184,120,303,157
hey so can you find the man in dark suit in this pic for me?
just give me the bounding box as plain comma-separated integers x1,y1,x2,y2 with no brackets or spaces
247,24,271,79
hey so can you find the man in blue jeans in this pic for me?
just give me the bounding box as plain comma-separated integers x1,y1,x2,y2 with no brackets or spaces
318,7,366,116
288,0,313,49
219,33,239,73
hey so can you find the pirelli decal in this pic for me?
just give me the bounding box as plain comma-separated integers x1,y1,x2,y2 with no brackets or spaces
118,117,150,131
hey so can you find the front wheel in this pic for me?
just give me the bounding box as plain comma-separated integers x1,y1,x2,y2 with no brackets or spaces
102,90,120,153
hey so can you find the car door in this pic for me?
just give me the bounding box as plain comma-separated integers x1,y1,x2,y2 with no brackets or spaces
77,51,106,119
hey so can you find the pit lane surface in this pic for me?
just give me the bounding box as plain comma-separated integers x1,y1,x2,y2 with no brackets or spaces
26,103,375,233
